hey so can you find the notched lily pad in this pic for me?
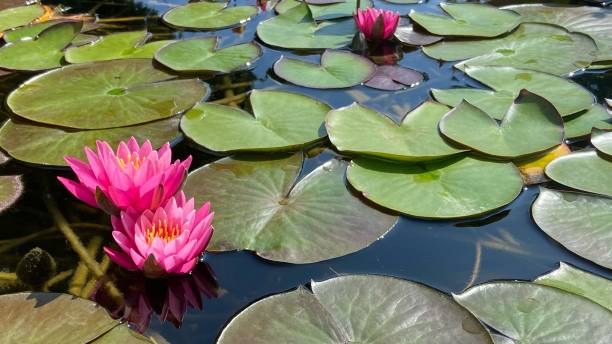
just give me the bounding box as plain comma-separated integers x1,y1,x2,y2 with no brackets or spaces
347,155,523,219
424,23,597,76
0,21,81,71
7,59,209,129
394,24,442,46
455,282,612,344
181,90,330,153
65,31,173,63
162,2,257,30
183,153,398,264
0,117,180,166
409,3,521,37
274,50,375,89
326,102,464,161
0,4,44,33
364,65,424,90
545,150,612,197
591,128,612,157
439,90,564,159
564,105,612,139
432,66,595,120
218,275,492,344
307,0,370,20
155,37,261,73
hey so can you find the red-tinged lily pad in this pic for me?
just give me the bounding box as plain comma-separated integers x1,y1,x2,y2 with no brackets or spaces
365,65,424,90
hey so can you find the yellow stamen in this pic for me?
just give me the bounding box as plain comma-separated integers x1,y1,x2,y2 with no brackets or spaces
145,219,181,244
117,153,143,169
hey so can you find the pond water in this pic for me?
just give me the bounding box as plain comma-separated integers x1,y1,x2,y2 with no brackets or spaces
0,0,611,343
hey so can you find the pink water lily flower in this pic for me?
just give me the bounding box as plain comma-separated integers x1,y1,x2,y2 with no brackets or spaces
354,8,400,42
58,137,191,214
103,191,214,277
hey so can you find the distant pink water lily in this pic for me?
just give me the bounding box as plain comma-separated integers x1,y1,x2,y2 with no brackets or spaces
58,137,191,214
354,8,400,42
103,191,214,277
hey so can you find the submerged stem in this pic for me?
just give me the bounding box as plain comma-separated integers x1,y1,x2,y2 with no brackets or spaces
69,236,103,295
0,272,17,280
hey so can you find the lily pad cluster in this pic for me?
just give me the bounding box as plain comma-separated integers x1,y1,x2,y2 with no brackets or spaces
218,266,612,343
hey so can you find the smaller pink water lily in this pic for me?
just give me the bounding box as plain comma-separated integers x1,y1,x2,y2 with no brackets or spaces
103,191,214,277
58,137,191,214
354,8,400,42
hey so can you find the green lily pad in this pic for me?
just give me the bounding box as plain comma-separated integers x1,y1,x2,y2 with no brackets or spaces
65,31,172,63
491,335,515,344
432,66,594,120
532,188,612,269
409,3,521,38
545,150,612,197
564,105,612,139
308,0,370,20
326,102,464,161
591,128,612,157
155,37,261,73
535,263,612,311
218,275,492,344
162,2,257,30
347,155,523,219
439,90,564,159
383,0,421,4
3,21,59,42
182,90,329,153
183,153,397,264
0,21,81,71
257,4,355,50
0,292,152,343
504,4,612,63
456,282,612,344
7,59,208,129
0,4,44,33
423,23,597,76
274,50,375,89
0,117,180,167
0,175,23,213
394,24,442,46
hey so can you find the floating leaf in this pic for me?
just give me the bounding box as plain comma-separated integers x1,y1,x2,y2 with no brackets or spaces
155,37,260,73
533,189,612,269
182,90,329,153
504,4,612,63
257,4,355,50
0,4,44,33
347,155,523,219
305,0,345,4
439,91,564,159
545,150,612,197
162,2,257,30
3,20,59,42
0,117,180,166
515,144,571,185
491,335,515,344
0,175,23,213
274,50,375,89
564,105,612,139
326,102,464,161
218,275,492,343
534,263,612,311
424,23,597,76
431,67,594,120
0,292,151,343
454,282,612,344
364,65,423,90
409,3,520,37
7,59,208,129
183,153,397,264
308,0,370,20
65,31,172,63
383,0,421,4
0,21,80,71
394,25,442,46
591,128,612,157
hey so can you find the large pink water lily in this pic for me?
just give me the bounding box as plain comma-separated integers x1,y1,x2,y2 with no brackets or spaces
354,8,400,42
58,137,191,214
103,191,214,277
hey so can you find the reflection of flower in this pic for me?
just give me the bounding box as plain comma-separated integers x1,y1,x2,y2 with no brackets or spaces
91,263,219,333
354,8,400,42
104,192,214,277
58,137,191,214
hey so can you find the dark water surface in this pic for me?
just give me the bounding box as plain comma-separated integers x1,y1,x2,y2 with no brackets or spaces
1,0,611,342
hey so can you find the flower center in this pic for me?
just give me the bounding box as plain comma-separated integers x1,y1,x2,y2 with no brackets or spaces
117,153,143,169
145,219,181,244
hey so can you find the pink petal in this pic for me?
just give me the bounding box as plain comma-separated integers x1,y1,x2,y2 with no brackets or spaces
104,247,138,270
177,258,197,274
57,177,98,208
